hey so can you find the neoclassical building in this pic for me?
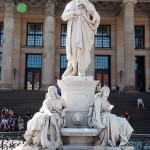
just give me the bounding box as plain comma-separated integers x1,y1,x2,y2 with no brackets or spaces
0,0,149,91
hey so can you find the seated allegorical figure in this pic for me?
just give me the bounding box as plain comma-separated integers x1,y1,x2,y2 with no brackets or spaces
24,86,67,150
88,86,134,149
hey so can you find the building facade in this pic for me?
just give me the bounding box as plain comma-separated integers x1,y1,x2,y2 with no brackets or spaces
0,0,149,91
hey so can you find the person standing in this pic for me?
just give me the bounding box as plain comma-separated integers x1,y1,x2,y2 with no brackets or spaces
112,85,116,94
116,85,120,94
53,77,61,96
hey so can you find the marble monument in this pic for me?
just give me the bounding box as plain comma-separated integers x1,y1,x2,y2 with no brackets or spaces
19,0,134,150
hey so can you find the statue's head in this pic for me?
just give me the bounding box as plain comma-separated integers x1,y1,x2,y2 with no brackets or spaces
75,0,89,5
95,86,110,99
46,86,60,99
101,86,110,98
75,0,83,5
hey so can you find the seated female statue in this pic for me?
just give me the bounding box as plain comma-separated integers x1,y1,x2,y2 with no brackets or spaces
88,86,134,149
24,86,67,150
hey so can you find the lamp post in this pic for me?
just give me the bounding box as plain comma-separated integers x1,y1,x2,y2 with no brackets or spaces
119,70,123,82
13,68,16,80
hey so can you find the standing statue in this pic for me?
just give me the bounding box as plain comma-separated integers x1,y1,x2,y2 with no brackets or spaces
88,86,134,149
24,86,67,150
61,0,100,77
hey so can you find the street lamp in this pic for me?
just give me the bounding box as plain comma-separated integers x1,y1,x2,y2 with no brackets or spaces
119,70,123,82
13,68,17,80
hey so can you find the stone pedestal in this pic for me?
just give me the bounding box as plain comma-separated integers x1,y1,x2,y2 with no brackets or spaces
20,145,134,150
18,145,41,150
63,146,134,150
60,128,99,145
58,76,99,127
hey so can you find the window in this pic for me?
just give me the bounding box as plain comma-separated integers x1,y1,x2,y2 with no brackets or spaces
26,54,42,68
60,54,67,77
135,26,144,49
95,25,111,48
27,23,43,46
0,23,4,45
95,55,109,69
60,54,67,69
95,55,111,87
25,54,42,90
0,53,2,80
61,24,67,47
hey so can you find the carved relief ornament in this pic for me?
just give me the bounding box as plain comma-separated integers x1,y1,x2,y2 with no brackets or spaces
72,113,84,125
5,0,14,18
123,0,137,5
45,0,55,17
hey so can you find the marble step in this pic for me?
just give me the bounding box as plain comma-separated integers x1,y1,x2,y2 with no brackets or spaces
17,145,134,150
63,146,134,150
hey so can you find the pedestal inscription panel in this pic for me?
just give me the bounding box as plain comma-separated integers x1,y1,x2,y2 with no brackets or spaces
58,76,99,127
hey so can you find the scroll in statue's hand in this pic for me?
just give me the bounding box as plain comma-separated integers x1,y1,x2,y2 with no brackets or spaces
109,105,114,111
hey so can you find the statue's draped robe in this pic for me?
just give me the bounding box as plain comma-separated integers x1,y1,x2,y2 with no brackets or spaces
61,0,100,76
24,98,66,149
88,97,134,147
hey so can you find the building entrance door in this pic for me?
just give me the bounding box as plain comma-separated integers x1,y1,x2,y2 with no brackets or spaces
95,55,111,87
135,56,145,92
95,71,110,87
25,69,41,90
25,54,42,90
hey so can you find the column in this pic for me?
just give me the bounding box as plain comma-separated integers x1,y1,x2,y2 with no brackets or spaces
1,0,14,89
12,14,21,89
123,0,137,91
116,17,125,91
41,0,55,90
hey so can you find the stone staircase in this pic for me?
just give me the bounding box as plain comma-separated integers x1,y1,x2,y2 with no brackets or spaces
0,90,46,118
109,92,150,134
0,90,149,134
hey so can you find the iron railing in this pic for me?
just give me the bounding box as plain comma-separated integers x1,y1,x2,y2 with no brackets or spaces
0,133,150,150
129,134,150,150
0,132,25,150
